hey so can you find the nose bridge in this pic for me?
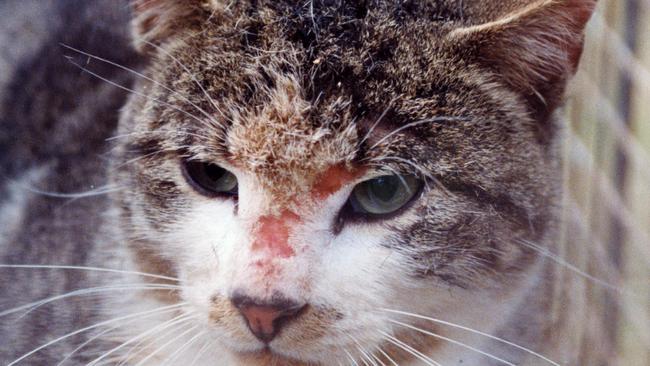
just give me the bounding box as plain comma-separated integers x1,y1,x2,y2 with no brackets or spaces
232,165,358,279
230,181,313,295
250,208,302,258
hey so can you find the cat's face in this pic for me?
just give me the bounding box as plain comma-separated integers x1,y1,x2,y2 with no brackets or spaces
114,0,595,363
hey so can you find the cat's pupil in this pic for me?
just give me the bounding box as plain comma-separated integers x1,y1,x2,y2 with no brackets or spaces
369,176,400,202
205,164,226,181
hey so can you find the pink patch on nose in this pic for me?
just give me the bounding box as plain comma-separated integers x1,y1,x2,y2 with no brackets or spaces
251,210,301,258
311,164,362,200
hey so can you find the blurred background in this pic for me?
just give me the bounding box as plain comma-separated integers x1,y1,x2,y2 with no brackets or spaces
564,0,649,364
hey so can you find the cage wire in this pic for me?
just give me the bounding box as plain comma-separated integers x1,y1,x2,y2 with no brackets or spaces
563,0,650,364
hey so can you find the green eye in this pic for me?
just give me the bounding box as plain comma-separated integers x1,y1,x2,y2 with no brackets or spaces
182,161,238,197
349,174,422,215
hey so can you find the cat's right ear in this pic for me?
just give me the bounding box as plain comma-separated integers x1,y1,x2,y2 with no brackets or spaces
446,0,597,122
130,0,221,53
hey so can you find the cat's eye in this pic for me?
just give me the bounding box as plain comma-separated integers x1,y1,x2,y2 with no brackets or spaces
182,161,238,197
349,174,422,216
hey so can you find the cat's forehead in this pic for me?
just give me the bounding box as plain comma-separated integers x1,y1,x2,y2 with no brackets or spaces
163,0,458,110
225,74,361,199
142,1,489,197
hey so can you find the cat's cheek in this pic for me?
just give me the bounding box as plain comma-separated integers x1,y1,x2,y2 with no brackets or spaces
161,198,239,258
304,226,411,343
155,199,240,303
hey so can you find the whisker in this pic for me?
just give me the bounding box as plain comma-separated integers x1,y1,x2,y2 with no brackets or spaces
135,36,230,124
56,306,181,366
65,58,210,129
348,334,380,366
118,318,195,365
370,352,387,366
368,156,451,196
0,264,180,282
93,312,195,366
374,345,399,366
344,348,362,366
1,284,181,319
60,43,223,130
356,349,372,366
57,326,116,366
159,330,206,366
358,100,398,147
112,147,179,170
381,308,560,366
368,116,467,152
379,331,441,366
519,238,627,294
389,319,515,366
105,130,209,146
188,338,212,366
14,183,123,199
7,303,187,366
132,324,199,366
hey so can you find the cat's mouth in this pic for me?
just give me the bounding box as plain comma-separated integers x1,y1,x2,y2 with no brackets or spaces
205,294,345,362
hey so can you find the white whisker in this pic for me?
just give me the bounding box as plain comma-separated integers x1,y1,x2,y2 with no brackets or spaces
94,312,195,366
359,100,398,147
519,239,626,294
160,329,205,366
135,37,229,124
65,58,210,129
15,184,123,199
374,345,399,366
381,308,560,365
56,306,182,366
132,324,199,366
188,338,212,366
113,147,179,170
1,284,180,319
344,348,362,366
7,303,187,366
368,116,467,151
106,130,208,144
348,334,380,366
369,155,450,196
389,319,515,366
379,331,442,366
60,43,222,130
0,264,180,282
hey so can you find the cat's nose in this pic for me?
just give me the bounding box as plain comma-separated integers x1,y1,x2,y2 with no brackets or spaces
231,294,307,343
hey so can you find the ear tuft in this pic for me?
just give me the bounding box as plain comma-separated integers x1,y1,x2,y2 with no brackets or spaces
448,0,597,119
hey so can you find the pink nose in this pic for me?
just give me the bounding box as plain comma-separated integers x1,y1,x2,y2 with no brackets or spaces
231,295,306,343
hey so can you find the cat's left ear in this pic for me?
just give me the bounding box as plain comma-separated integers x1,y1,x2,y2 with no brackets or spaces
447,0,597,121
130,0,222,53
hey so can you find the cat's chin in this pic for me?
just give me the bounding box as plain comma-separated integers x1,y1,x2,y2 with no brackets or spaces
231,347,311,366
220,336,345,366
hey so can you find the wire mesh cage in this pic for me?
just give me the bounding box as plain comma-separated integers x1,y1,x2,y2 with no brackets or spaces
564,0,650,364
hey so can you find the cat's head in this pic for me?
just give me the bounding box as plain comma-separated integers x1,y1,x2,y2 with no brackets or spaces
113,0,595,363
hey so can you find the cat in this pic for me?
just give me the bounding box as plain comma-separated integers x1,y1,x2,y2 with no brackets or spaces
0,0,604,365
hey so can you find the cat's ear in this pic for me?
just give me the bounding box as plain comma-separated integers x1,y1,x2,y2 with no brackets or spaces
447,0,597,120
130,0,220,53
